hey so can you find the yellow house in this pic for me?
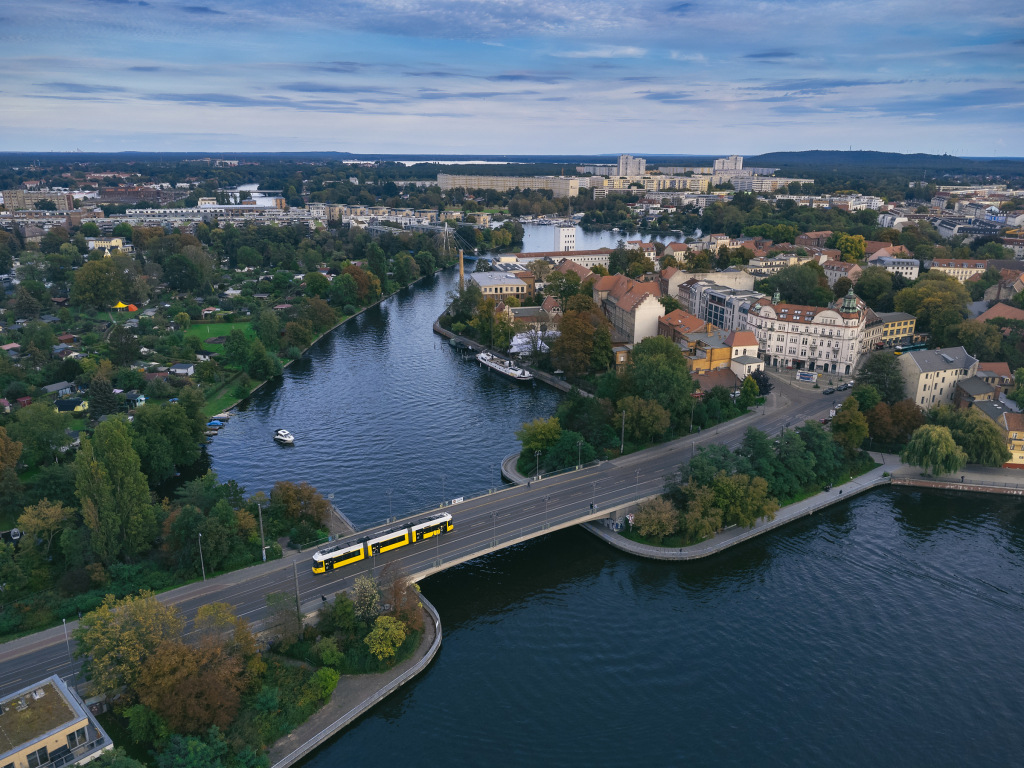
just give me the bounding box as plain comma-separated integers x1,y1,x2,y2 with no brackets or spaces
876,312,917,344
0,675,112,767
678,326,734,374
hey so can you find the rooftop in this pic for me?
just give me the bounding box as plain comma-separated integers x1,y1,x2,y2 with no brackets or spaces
903,346,977,374
876,312,916,323
470,272,528,287
977,361,1012,380
976,303,1024,324
0,680,81,758
956,377,995,397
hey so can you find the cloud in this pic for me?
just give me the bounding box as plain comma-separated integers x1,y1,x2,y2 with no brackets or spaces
303,61,363,73
414,89,539,100
142,92,287,107
181,6,225,14
665,2,693,14
485,73,568,83
39,82,127,93
129,66,160,72
753,78,901,95
280,82,391,94
874,87,1024,117
640,90,695,103
553,46,646,58
744,50,796,60
670,51,706,62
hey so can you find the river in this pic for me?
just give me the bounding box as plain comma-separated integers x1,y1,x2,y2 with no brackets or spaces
207,229,1024,766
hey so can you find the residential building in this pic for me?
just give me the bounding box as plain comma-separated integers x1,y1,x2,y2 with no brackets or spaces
928,258,987,282
437,174,579,198
862,308,883,353
871,256,919,281
725,330,764,380
969,268,1024,303
954,377,997,407
517,248,612,270
796,231,833,248
876,312,917,346
976,302,1024,325
732,176,814,193
745,290,867,374
713,155,743,172
626,240,658,266
0,675,113,768
470,272,533,299
554,225,576,251
977,362,1014,397
689,283,764,331
1,189,74,211
822,260,862,288
971,401,1024,468
898,346,979,407
677,325,734,374
576,154,647,177
592,274,664,343
866,244,912,262
55,398,88,414
658,309,705,344
168,362,195,376
41,381,74,397
662,242,689,262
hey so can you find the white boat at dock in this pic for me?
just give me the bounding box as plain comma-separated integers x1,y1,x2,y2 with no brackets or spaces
476,352,533,382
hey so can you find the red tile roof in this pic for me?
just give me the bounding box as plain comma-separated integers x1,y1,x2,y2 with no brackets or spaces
977,303,1024,323
659,309,704,333
724,330,757,348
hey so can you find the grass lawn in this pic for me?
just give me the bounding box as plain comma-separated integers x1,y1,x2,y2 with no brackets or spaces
201,373,265,417
186,321,255,352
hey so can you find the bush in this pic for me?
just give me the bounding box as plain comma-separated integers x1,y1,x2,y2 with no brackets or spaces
286,346,302,360
343,305,357,316
305,668,340,702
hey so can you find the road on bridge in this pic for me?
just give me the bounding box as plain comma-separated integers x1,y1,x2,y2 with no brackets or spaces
0,381,849,698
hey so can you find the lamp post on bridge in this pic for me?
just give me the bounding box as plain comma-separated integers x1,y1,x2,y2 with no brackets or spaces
535,449,541,479
576,440,583,469
591,480,597,511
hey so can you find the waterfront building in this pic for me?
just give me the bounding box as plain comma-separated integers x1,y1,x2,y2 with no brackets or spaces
470,272,532,299
0,675,113,767
745,289,867,374
555,225,576,251
592,274,664,344
516,248,612,270
897,346,978,407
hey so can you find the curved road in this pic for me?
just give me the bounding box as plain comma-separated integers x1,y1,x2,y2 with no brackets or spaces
0,378,848,698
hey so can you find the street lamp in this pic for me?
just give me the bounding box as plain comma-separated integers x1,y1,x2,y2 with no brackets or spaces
257,501,267,562
576,439,583,469
198,532,206,582
535,449,542,478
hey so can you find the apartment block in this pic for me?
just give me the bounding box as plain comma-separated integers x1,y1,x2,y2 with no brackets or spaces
898,346,978,407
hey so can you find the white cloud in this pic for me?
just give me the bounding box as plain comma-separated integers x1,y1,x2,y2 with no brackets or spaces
552,46,647,59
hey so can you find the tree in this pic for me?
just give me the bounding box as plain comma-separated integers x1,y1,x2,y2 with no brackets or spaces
943,319,1002,360
17,499,73,555
353,575,381,623
392,252,420,286
174,312,192,331
365,242,389,288
551,310,595,376
738,376,759,409
329,273,359,308
265,591,302,649
304,271,330,298
76,418,154,563
890,398,927,441
132,403,203,485
71,259,123,309
0,425,23,472
795,420,846,484
155,731,228,768
90,375,118,416
89,748,148,768
542,430,597,471
832,276,853,300
894,273,969,333
866,401,898,442
629,335,697,427
176,385,205,423
108,323,140,367
857,352,906,404
224,329,251,367
832,233,866,262
680,485,723,541
515,416,562,459
618,396,670,444
830,397,870,457
901,424,969,476
364,615,407,663
712,472,778,528
253,310,280,348
14,286,42,319
73,591,185,698
303,296,336,333
284,320,312,349
849,383,881,413
633,497,678,541
750,369,773,396
246,339,281,380
9,403,71,467
269,481,330,528
929,405,1011,466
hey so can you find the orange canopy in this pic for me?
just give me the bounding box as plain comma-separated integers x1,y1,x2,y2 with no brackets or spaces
127,304,138,312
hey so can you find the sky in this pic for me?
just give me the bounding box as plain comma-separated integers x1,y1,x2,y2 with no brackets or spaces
1,0,1022,155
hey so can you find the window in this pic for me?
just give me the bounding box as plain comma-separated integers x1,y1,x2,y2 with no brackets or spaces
68,726,88,748
27,748,49,768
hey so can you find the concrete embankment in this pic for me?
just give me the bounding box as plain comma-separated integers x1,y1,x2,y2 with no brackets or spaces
268,593,443,767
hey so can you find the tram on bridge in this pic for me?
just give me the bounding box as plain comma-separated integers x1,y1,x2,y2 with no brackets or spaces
311,512,454,573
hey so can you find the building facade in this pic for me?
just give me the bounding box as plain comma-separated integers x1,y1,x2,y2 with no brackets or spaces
822,260,862,288
745,290,866,374
437,174,579,198
554,225,576,251
593,274,664,343
470,272,532,299
898,346,978,407
928,258,987,282
871,256,920,281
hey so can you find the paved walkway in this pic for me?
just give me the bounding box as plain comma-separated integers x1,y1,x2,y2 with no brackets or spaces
583,456,895,561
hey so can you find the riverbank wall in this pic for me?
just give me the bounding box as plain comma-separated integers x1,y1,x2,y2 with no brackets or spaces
890,476,1024,496
432,320,580,394
268,593,443,767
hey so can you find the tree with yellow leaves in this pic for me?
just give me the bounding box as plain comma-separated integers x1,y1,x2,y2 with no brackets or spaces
18,499,74,555
364,615,407,664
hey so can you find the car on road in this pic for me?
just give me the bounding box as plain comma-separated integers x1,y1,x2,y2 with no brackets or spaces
823,387,835,395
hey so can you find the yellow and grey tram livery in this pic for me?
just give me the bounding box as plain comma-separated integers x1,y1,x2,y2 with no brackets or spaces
311,512,453,574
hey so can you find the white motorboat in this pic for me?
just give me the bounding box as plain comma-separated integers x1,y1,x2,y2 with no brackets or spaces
274,429,295,445
476,352,533,382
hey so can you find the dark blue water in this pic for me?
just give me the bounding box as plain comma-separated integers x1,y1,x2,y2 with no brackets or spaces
207,265,561,527
302,487,1024,767
209,252,1024,766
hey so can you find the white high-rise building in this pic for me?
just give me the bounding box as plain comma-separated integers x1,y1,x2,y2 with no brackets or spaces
617,155,646,176
555,225,576,251
713,155,744,172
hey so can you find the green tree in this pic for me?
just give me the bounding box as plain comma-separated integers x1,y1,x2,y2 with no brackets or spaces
551,310,595,376
14,285,42,319
364,615,407,663
174,312,192,331
929,405,1011,466
542,430,596,471
901,424,969,476
894,272,969,334
108,323,140,367
73,591,185,698
0,425,22,472
849,383,881,413
830,397,870,457
618,396,670,444
9,403,72,467
365,242,389,289
738,376,759,409
632,497,678,542
392,252,420,286
712,472,778,528
224,329,251,367
329,273,359,308
304,271,330,298
831,233,866,262
515,416,562,458
629,335,697,428
857,352,906,404
943,319,1002,360
132,403,203,485
353,575,381,623
253,310,280,349
246,339,281,380
71,259,122,309
795,420,846,485
832,276,853,300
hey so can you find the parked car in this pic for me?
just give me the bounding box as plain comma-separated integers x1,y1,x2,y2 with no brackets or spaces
823,387,835,395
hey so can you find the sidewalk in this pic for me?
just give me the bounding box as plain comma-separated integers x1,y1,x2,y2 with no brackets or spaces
583,458,894,561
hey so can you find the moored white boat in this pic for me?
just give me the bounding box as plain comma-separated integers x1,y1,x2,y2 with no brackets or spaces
274,428,295,445
476,352,533,382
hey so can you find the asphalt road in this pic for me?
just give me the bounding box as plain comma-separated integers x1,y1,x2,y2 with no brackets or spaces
0,380,849,699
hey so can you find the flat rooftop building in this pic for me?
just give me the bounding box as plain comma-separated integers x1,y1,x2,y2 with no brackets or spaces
0,675,112,767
